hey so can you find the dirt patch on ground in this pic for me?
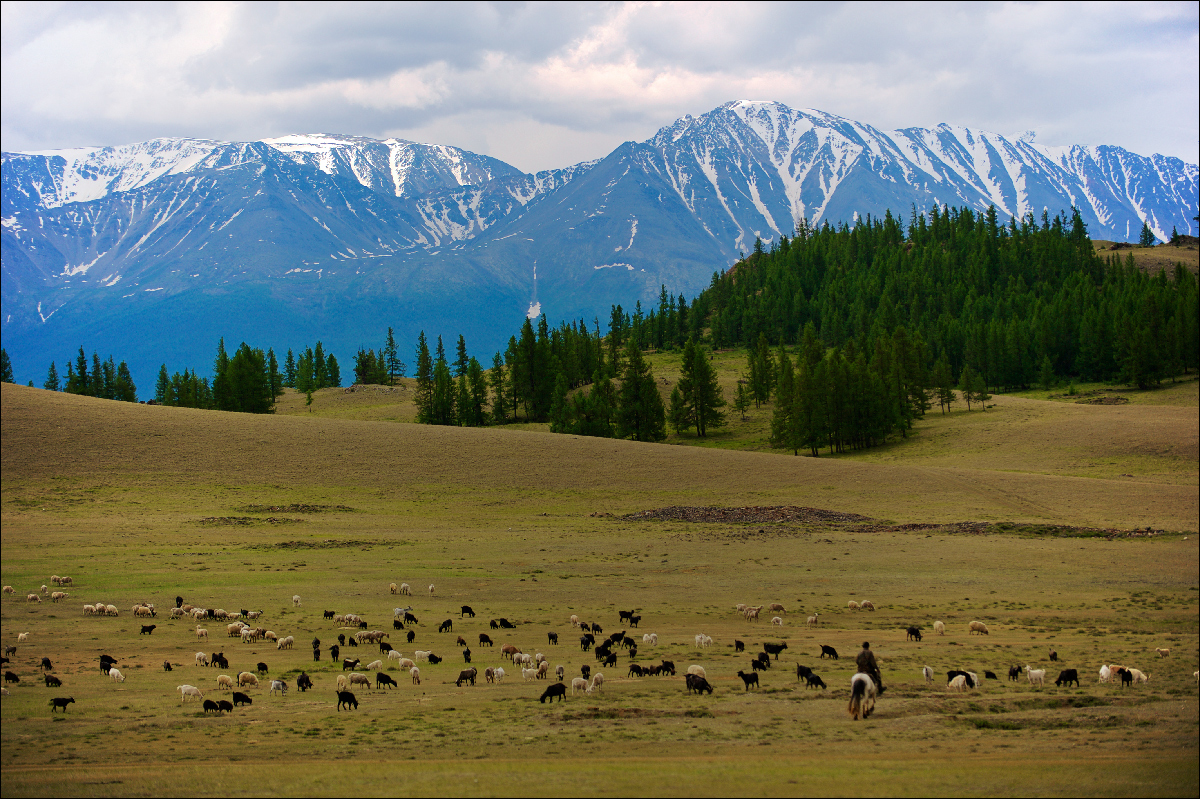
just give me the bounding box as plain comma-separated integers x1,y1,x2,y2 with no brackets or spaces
621,505,876,525
1074,396,1129,405
234,504,355,514
245,539,386,550
198,516,306,526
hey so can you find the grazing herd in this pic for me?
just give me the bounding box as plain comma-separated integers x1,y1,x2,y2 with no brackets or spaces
0,578,1183,727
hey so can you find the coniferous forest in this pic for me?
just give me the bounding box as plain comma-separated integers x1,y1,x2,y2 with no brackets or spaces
4,204,1195,454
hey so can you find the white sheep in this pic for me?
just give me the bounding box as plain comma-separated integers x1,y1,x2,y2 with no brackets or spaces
238,672,259,688
694,634,712,647
2,586,13,594
27,593,41,603
109,668,125,683
83,604,96,616
397,658,415,670
772,616,784,626
410,666,421,685
292,595,301,607
415,650,430,663
860,601,875,611
571,677,588,694
1155,648,1170,658
195,652,209,666
969,620,989,635
270,679,288,695
947,675,967,692
587,673,604,693
60,577,73,586
649,633,658,645
387,650,403,663
686,665,706,679
1099,665,1112,683
767,603,785,613
263,631,278,643
1129,669,1149,684
51,591,67,603
105,604,118,616
806,613,819,626
366,660,384,671
399,583,411,596
336,675,348,691
217,675,234,690
535,653,547,665
522,667,538,681
196,626,208,640
389,582,398,595
178,684,202,702
493,667,505,682
934,621,945,635
428,584,435,596
570,614,580,627
170,608,185,619
1024,666,1045,686
277,636,294,651
41,584,49,594
922,666,933,683
847,600,860,610
18,632,29,643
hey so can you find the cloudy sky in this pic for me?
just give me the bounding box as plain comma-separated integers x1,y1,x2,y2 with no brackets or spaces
2,1,1196,172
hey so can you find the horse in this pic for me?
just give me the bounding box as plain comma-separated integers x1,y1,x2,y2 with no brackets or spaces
848,673,877,720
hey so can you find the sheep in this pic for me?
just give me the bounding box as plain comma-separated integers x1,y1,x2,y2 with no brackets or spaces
51,591,67,603
522,667,539,681
4,672,19,684
336,691,358,710
202,699,221,714
772,616,784,626
1055,669,1080,688
238,672,259,688
263,631,278,643
807,613,820,626
178,684,202,703
410,666,421,685
414,650,430,663
217,699,233,713
256,662,269,674
232,692,252,706
277,636,295,651
292,595,301,607
1,586,12,595
985,671,999,681
270,679,288,696
847,600,860,610
686,665,706,679
105,668,124,683
45,674,63,688
685,674,712,694
923,665,933,683
83,604,96,616
18,633,29,643
1129,669,1149,684
934,621,945,635
50,697,75,713
968,621,989,635
41,585,48,595
571,676,588,694
1099,664,1112,683
947,675,968,692
216,675,235,690
397,658,415,670
1155,648,1170,658
196,626,208,641
694,634,713,647
1024,666,1045,687
336,674,348,691
349,673,371,689
390,583,398,595
737,670,760,690
860,601,875,611
587,673,604,693
493,667,506,683
399,583,412,596
60,577,73,586
906,626,923,642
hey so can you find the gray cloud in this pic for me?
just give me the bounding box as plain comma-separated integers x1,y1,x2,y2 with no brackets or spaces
2,1,1196,172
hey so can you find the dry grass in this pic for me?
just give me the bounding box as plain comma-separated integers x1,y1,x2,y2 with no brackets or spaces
2,382,1197,797
1092,241,1200,275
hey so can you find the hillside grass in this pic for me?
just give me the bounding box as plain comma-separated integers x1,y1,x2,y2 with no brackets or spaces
2,383,1197,797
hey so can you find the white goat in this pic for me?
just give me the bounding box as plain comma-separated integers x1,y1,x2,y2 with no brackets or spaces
178,684,202,703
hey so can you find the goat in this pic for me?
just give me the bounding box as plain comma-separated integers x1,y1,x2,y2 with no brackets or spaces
540,682,567,703
737,670,760,690
336,691,358,710
50,697,76,713
819,645,839,659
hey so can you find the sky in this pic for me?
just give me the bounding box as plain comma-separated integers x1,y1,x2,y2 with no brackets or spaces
1,1,1197,173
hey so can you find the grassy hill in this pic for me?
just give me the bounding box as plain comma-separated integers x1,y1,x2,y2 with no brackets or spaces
1,381,1197,797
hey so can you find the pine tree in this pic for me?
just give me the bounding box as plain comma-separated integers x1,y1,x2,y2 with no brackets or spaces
414,332,434,424
675,338,726,437
385,327,405,382
430,351,456,425
44,362,60,392
326,353,341,388
959,364,980,411
212,338,232,409
769,354,796,452
155,365,170,403
284,349,297,388
1037,354,1056,391
490,352,509,424
0,349,12,383
733,380,750,421
454,335,469,379
465,357,489,427
548,372,571,433
615,340,666,441
114,362,137,402
66,347,89,395
972,370,991,411
1139,221,1156,247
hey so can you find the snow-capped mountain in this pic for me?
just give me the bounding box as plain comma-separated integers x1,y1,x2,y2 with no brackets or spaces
2,101,1196,388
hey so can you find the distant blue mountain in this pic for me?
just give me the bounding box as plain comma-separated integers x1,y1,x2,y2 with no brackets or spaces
2,101,1196,390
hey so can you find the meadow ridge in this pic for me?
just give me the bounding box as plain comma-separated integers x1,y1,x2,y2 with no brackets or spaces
1,381,1197,797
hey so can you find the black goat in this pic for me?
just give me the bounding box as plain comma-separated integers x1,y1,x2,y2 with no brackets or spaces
203,699,221,714
906,626,922,641
796,664,813,680
685,674,713,694
427,653,443,665
45,674,62,687
406,631,416,643
297,672,313,692
737,670,760,690
140,624,156,635
217,699,233,713
50,697,75,713
336,691,358,711
819,645,839,659
439,619,453,633
461,605,475,618
540,682,566,703
1055,669,1080,688
232,692,253,706
806,674,827,690
376,672,398,689
734,640,745,653
479,633,494,647
342,659,360,671
763,642,788,659
404,612,418,625
548,632,558,645
329,645,340,661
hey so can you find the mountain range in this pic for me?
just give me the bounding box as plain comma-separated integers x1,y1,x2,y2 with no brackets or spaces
2,100,1196,388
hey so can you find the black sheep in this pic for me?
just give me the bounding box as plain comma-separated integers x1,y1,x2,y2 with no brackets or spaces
659,660,676,676
203,699,221,714
4,671,19,684
439,619,454,633
751,659,768,672
1055,669,1080,688
376,672,398,689
905,626,922,641
40,657,53,671
462,648,472,664
256,662,268,674
232,692,253,707
217,700,233,713
330,645,340,661
580,665,591,679
539,682,566,703
685,674,713,694
601,653,617,668
806,674,827,690
427,653,443,665
336,691,358,711
547,632,558,645
734,640,745,653
45,674,63,687
393,619,405,630
140,624,156,635
297,672,313,692
163,661,173,672
478,634,494,647
404,612,419,625
337,635,346,646
461,605,475,618
796,664,813,680
406,631,416,644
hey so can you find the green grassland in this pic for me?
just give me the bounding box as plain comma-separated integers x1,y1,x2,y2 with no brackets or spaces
1,382,1197,797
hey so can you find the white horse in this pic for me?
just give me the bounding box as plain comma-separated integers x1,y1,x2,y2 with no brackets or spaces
848,673,877,720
